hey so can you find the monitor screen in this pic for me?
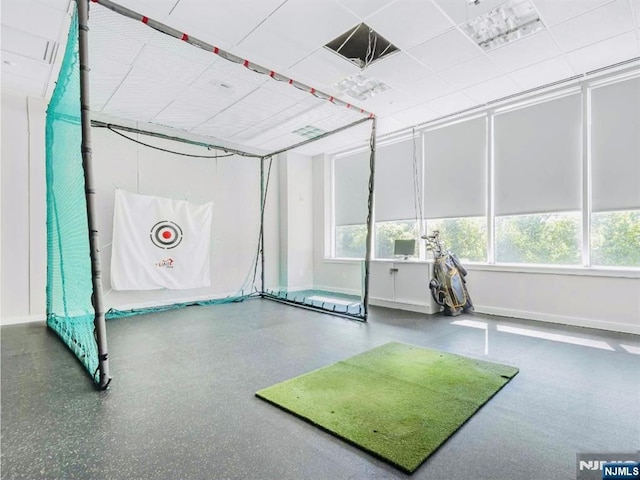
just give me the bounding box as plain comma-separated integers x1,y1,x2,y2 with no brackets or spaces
393,239,416,257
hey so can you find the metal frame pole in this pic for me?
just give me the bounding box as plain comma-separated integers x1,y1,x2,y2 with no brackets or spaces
260,156,266,295
362,117,377,320
77,0,111,389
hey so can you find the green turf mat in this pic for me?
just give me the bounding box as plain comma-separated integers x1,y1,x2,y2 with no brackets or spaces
256,342,518,473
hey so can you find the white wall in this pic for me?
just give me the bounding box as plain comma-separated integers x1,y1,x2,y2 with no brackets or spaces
1,93,47,324
277,151,313,291
91,127,279,311
312,154,362,295
468,268,640,334
0,101,280,324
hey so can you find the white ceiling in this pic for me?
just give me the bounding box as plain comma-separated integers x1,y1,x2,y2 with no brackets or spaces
2,0,640,155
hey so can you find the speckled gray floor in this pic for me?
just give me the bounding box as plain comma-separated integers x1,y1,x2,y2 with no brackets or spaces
2,300,639,479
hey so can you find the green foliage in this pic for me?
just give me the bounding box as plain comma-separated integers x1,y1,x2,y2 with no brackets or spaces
336,211,640,268
496,213,581,264
336,224,367,258
427,217,487,262
591,210,640,267
376,221,416,258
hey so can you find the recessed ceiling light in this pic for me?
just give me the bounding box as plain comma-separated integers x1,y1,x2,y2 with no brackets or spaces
335,74,389,101
461,0,544,51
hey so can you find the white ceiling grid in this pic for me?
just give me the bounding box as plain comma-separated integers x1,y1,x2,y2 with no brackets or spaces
2,0,639,154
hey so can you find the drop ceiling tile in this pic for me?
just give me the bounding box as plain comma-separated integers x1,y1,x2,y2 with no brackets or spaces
236,0,287,18
551,0,635,52
389,104,439,126
488,30,561,72
106,0,181,20
90,59,131,111
366,0,454,50
433,0,505,25
534,0,615,26
287,48,360,90
508,55,576,90
375,116,405,135
193,61,267,92
102,71,187,122
423,91,477,116
89,8,154,65
2,0,67,41
1,51,51,97
251,0,360,54
359,89,417,116
1,71,48,97
566,31,640,73
2,50,51,77
362,52,432,89
336,0,396,19
133,41,212,85
401,74,456,103
234,17,323,72
1,27,50,63
33,0,71,11
438,55,503,89
169,1,269,48
409,28,482,72
150,82,262,129
463,75,521,104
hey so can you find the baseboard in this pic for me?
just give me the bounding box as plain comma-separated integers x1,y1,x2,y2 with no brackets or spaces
313,284,362,297
474,305,640,335
281,285,315,293
1,314,46,326
369,297,440,315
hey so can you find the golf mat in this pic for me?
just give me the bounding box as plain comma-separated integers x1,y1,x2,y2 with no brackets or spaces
256,342,518,473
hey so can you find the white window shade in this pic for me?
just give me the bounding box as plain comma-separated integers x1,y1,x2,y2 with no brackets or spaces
591,76,640,212
375,138,421,222
494,93,582,216
334,150,370,226
423,117,487,219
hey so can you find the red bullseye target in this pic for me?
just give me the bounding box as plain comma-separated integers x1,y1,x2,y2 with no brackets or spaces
150,221,183,249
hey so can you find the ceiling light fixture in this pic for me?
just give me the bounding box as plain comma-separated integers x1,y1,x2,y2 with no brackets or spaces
334,74,389,101
461,0,544,51
293,125,327,139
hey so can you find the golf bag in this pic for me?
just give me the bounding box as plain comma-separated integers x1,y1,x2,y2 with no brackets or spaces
424,231,474,316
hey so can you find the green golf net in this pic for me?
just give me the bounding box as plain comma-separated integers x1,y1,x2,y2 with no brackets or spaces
46,8,100,382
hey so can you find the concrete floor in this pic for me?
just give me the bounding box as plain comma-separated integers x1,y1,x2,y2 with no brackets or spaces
2,299,639,479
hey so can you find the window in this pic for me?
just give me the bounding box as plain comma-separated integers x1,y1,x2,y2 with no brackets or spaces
426,217,487,262
334,150,370,259
423,117,487,263
494,93,582,265
329,74,640,271
335,224,368,259
375,220,417,259
590,77,640,268
495,212,581,264
591,210,640,267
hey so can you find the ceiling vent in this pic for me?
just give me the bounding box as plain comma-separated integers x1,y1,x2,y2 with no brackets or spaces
325,23,398,70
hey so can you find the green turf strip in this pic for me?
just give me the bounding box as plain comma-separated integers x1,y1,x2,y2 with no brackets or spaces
256,342,518,473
